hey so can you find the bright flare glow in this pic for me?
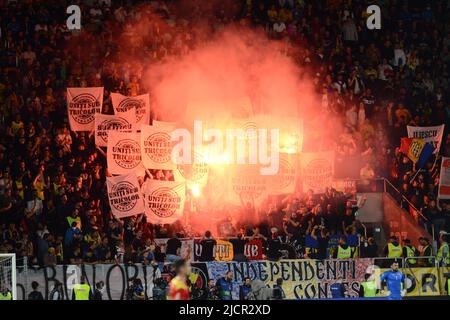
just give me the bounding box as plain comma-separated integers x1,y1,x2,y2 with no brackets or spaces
192,185,201,198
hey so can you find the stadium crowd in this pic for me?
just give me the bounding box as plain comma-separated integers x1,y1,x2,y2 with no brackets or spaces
0,0,449,267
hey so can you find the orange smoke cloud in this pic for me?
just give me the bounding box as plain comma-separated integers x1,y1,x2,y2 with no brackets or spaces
143,27,316,124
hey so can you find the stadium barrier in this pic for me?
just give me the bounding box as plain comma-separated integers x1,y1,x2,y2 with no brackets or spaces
14,257,450,300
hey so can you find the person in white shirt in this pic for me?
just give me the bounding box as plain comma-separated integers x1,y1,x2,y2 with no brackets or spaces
393,43,406,67
273,20,286,35
378,58,393,81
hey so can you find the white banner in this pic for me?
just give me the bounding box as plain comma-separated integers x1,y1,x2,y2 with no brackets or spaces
140,124,176,170
227,165,268,207
144,180,186,224
407,125,445,154
106,172,145,219
67,87,104,131
94,110,136,147
16,264,160,300
266,153,298,195
173,151,209,188
111,92,150,128
301,151,335,194
107,131,145,176
438,157,450,200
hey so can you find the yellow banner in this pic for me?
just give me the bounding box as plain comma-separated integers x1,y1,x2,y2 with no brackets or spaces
215,240,234,261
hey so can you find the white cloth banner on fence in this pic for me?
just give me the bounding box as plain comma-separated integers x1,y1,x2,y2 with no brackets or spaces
144,179,186,224
107,131,144,176
94,109,136,147
67,87,104,131
407,124,445,154
106,172,145,219
438,157,450,200
111,92,150,128
140,124,176,170
16,264,160,300
300,150,335,194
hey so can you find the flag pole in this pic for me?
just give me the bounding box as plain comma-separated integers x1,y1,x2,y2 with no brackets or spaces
409,166,422,184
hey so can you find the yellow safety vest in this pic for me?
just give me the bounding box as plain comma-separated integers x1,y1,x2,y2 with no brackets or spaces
337,245,352,259
437,243,450,265
67,216,81,229
73,283,90,300
0,291,12,300
405,246,417,265
448,279,450,295
361,281,377,297
387,243,403,258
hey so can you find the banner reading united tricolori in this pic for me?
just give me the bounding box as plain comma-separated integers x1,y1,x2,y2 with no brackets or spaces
300,151,334,194
266,152,298,195
140,124,176,170
94,109,136,147
227,164,268,207
438,157,450,200
106,172,145,219
67,87,104,131
111,92,150,128
107,131,145,176
144,179,186,224
407,124,445,154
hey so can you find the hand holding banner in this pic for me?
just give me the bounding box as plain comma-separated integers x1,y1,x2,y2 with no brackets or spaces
407,125,445,154
107,131,145,176
300,151,335,194
140,124,176,170
95,109,136,147
144,179,186,224
67,87,104,131
106,172,145,219
111,92,150,128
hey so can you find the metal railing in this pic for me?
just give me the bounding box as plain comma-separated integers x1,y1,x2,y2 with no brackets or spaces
383,178,429,223
383,178,435,244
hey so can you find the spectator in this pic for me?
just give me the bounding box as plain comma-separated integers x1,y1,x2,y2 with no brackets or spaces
49,281,64,300
239,277,252,300
199,231,216,262
166,233,183,262
216,271,234,300
28,281,44,300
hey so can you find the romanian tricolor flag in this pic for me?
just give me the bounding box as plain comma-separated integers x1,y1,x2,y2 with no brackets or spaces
400,138,434,167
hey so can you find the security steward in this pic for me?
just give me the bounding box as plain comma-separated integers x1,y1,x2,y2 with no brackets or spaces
402,239,418,266
437,233,450,266
333,236,354,259
384,236,402,267
359,273,378,298
0,285,12,300
72,275,92,300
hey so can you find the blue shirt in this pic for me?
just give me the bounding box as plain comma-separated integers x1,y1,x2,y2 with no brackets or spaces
380,270,405,298
216,277,233,300
330,282,345,298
